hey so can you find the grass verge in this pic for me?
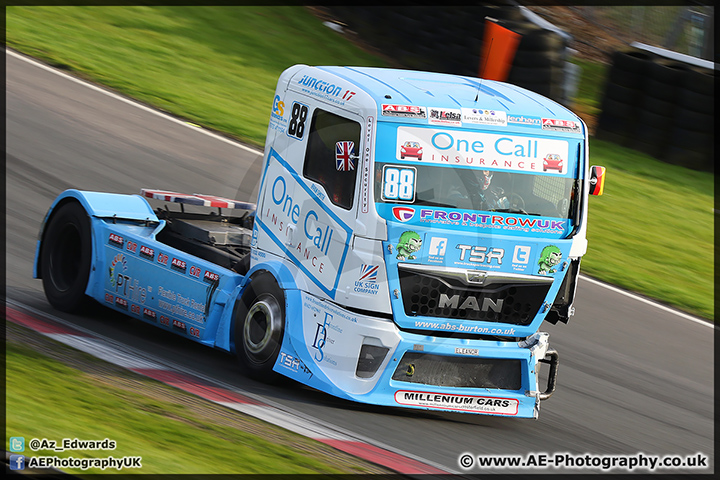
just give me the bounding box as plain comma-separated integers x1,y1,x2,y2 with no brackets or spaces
5,6,713,319
5,322,389,474
5,6,386,147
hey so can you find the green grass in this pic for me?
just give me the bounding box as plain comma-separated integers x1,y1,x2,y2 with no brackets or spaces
584,138,713,319
6,6,387,147
5,339,364,474
5,6,713,319
568,57,609,118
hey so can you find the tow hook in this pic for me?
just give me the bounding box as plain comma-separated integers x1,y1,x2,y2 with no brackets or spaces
538,349,559,400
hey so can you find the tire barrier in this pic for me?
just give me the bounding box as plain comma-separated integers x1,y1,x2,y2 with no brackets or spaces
324,3,571,104
596,47,713,171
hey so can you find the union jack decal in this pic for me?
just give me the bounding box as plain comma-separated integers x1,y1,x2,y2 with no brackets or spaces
335,141,356,171
359,264,379,283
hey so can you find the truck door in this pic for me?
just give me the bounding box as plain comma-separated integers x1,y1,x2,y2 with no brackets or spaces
255,91,362,301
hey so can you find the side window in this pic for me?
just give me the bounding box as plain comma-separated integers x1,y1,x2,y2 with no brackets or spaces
303,109,361,210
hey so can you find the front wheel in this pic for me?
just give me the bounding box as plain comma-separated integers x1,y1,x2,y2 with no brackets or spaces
40,201,93,312
233,273,285,382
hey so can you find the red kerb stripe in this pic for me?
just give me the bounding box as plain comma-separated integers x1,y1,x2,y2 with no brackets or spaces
131,368,262,405
318,439,447,474
5,307,91,336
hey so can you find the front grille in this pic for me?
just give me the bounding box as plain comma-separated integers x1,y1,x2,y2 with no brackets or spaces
398,265,551,325
392,351,522,390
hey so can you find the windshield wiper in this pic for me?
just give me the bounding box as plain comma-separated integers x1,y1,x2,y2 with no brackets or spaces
492,207,539,215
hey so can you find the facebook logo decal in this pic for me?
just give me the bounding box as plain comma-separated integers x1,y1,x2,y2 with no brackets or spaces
10,455,25,470
428,237,447,256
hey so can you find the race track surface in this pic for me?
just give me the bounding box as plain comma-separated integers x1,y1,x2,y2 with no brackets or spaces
5,50,714,474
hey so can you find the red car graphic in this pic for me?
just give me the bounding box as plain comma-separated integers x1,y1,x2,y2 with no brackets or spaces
400,141,422,160
543,153,564,172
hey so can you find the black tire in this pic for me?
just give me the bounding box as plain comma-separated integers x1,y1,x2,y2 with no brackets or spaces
508,65,553,84
613,50,655,74
673,108,714,133
40,201,93,312
644,78,677,102
677,88,714,115
649,61,690,85
512,50,563,69
681,69,713,96
604,83,642,106
638,110,673,130
233,272,285,382
641,95,676,116
608,67,644,89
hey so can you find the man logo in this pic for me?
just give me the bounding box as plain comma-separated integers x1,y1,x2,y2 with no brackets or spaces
428,237,447,256
392,206,415,222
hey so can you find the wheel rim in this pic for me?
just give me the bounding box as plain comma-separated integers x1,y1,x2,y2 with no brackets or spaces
243,294,281,363
48,222,82,292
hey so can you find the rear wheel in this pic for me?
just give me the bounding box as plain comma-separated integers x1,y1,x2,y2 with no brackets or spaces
233,273,285,382
40,201,93,312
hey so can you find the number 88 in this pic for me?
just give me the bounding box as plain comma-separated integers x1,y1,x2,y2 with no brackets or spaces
383,167,415,201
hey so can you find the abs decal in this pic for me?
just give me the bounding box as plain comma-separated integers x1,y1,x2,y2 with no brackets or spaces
108,233,124,248
203,270,220,316
115,297,128,310
143,307,157,322
139,245,155,261
172,318,187,332
382,104,427,119
171,257,187,274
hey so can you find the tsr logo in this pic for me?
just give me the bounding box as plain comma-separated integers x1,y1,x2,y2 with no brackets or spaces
428,237,447,256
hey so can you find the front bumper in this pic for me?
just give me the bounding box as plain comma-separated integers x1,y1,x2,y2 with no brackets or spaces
275,290,558,419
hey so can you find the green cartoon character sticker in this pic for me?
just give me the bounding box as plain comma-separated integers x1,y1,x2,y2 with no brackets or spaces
538,245,562,274
396,231,422,260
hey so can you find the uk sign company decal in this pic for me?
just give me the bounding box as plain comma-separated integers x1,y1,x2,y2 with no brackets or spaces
256,149,352,298
395,126,570,175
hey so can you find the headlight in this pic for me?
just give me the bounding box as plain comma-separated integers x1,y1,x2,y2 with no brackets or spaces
418,148,423,154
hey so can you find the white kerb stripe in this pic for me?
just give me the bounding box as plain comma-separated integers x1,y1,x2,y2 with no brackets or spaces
46,333,166,370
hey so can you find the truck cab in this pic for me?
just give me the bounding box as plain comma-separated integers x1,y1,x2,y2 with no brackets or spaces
251,65,604,417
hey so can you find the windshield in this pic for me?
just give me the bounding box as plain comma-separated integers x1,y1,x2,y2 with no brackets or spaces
374,163,579,219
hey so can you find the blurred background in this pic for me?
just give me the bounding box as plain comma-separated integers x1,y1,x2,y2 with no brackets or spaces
316,0,714,171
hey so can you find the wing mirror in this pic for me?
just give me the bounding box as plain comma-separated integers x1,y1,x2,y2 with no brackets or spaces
589,166,606,196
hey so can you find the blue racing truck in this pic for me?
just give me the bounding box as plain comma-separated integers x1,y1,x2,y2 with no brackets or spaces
35,65,605,418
